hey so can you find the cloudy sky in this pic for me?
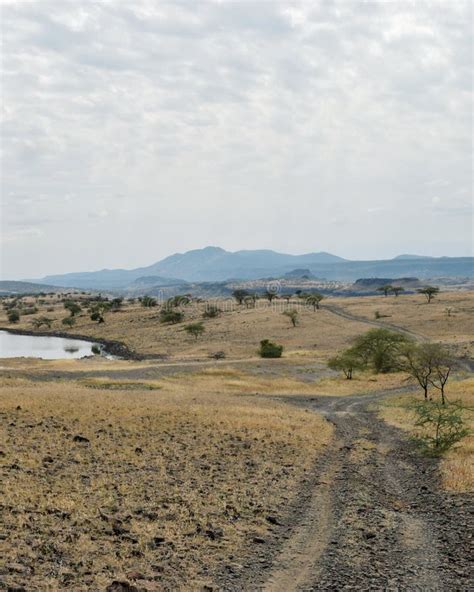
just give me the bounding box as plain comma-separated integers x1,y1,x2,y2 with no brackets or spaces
1,0,472,279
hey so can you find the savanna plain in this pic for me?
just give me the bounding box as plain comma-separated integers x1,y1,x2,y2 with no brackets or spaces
1,290,473,591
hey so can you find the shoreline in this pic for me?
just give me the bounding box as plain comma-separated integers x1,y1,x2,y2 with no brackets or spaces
0,326,144,360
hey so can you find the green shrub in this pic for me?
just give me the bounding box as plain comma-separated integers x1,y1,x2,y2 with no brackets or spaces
7,309,20,323
203,305,220,319
62,317,76,328
185,322,205,339
259,339,283,358
160,309,184,324
412,401,470,455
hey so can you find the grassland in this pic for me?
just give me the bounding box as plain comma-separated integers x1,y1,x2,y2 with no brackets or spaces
1,290,473,589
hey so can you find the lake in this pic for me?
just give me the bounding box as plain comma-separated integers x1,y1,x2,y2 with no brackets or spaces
0,330,103,359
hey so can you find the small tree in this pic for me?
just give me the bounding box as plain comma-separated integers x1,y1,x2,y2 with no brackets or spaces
232,289,248,305
306,293,324,310
90,302,111,324
412,401,470,454
243,294,257,309
7,309,20,323
185,322,205,340
111,297,123,310
328,349,364,379
283,309,298,327
203,305,220,319
264,291,277,304
418,286,439,303
428,347,455,405
352,328,411,373
62,316,76,328
392,286,405,297
259,339,283,358
32,316,53,329
64,301,81,317
160,309,184,324
377,284,393,297
141,295,157,308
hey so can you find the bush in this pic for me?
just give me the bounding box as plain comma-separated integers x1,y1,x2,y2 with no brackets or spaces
351,328,411,373
259,339,283,358
64,301,81,316
160,309,184,324
62,317,76,328
185,322,205,339
91,344,101,355
203,305,220,319
32,316,53,329
7,309,20,323
412,401,470,455
22,306,38,315
141,296,157,308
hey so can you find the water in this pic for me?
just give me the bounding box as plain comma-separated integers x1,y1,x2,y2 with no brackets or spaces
0,330,103,359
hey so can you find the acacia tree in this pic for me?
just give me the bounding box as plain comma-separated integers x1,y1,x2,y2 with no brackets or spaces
306,293,324,310
392,286,405,297
377,285,393,297
428,347,455,405
64,301,81,316
283,309,298,327
418,286,439,303
351,328,411,373
264,290,277,304
185,322,205,340
232,289,248,305
399,343,436,400
328,349,364,379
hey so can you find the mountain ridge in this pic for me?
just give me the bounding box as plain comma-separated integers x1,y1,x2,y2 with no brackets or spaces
25,247,473,289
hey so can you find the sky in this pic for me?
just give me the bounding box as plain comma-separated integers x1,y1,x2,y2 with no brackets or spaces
1,0,472,279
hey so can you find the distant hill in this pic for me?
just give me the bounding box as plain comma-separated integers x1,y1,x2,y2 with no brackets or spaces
27,247,473,290
0,281,63,295
393,254,434,260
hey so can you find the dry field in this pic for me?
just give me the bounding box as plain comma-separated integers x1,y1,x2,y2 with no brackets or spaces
0,374,332,591
1,291,473,362
1,291,473,589
331,291,474,358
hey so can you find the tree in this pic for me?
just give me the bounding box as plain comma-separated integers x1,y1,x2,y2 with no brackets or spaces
264,290,277,304
141,295,157,308
418,286,439,303
352,328,411,373
62,317,76,328
328,349,364,379
203,305,220,319
412,401,469,454
392,286,405,297
377,284,393,297
243,294,257,309
232,289,248,305
90,302,111,324
111,297,123,310
185,322,205,340
283,309,299,327
64,301,81,316
167,295,191,308
428,346,455,405
398,343,438,400
32,316,53,329
306,293,324,310
160,309,184,324
7,309,20,323
282,293,293,306
259,339,283,358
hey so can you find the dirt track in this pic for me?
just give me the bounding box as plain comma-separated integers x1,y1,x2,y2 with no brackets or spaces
224,390,473,591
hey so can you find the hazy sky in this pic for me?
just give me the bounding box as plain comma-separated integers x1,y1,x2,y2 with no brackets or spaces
1,0,472,279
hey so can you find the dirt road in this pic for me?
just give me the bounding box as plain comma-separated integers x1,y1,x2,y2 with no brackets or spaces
226,390,473,591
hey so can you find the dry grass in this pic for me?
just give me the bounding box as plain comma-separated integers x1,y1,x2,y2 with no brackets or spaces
331,292,474,358
0,376,332,590
379,377,474,492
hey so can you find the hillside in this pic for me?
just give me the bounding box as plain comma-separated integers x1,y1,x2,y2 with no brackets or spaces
0,281,63,295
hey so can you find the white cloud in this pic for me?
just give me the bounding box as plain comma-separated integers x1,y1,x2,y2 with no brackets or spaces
0,0,472,278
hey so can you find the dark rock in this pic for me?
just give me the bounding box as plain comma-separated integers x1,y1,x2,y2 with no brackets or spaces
266,515,279,525
105,581,139,592
73,434,90,443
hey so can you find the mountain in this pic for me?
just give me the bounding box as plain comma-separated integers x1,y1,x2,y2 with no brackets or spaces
30,247,473,290
0,281,63,295
393,254,434,260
